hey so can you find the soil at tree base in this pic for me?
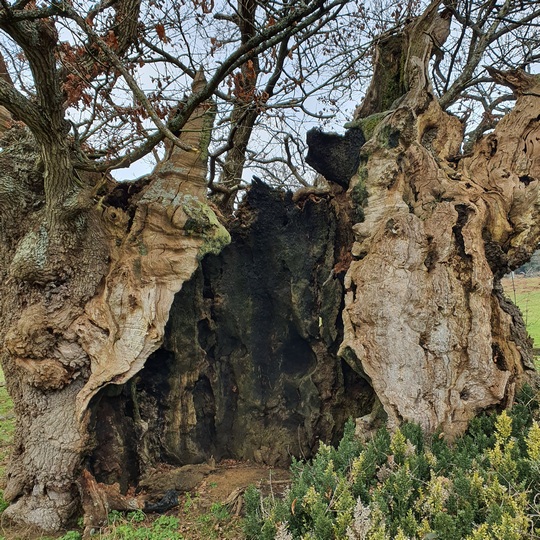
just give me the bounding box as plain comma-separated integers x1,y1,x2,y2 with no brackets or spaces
0,456,290,539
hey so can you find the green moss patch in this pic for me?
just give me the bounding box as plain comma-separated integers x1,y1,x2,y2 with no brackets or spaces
181,195,231,259
345,112,389,141
350,180,369,223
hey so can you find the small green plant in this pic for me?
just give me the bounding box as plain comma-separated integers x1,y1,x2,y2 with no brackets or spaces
244,388,540,539
128,509,147,523
209,502,230,521
99,510,184,539
0,491,8,514
195,501,232,538
57,532,82,540
183,491,199,513
108,509,125,524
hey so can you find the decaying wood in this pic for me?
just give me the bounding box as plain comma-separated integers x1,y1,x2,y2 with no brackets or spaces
0,75,229,531
223,487,244,516
78,470,143,537
340,7,540,438
74,76,227,419
0,2,539,533
354,0,451,119
138,463,216,494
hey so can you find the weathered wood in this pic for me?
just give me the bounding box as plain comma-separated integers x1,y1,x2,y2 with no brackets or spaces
340,10,539,438
0,77,229,531
78,470,142,534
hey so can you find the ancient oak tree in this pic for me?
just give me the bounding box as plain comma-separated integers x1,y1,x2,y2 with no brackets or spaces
0,0,539,534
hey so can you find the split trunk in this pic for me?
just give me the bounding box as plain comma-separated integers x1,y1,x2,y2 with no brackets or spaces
0,7,539,533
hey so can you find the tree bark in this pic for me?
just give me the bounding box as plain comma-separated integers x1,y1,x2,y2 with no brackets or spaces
0,78,229,531
1,3,539,533
339,7,540,438
87,180,373,486
217,0,260,211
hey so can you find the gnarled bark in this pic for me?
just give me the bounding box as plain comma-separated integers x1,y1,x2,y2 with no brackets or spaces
1,3,539,534
0,78,229,531
339,6,539,438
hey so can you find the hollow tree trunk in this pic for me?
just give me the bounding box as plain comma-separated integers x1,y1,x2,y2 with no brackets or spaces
0,76,229,531
87,180,374,487
1,4,539,534
339,5,540,438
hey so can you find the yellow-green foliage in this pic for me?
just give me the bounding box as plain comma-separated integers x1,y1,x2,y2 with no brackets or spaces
98,512,185,539
526,420,540,460
244,386,540,540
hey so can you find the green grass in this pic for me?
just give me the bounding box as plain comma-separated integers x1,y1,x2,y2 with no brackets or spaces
0,368,14,480
97,512,184,539
502,276,540,347
0,368,14,522
514,292,540,347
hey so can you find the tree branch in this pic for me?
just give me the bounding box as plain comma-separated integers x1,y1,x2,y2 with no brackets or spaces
0,77,44,131
439,0,515,109
0,16,67,139
0,3,62,22
140,38,232,103
66,7,197,153
76,0,348,173
168,0,347,134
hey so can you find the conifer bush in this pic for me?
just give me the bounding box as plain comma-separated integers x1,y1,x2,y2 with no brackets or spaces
244,386,540,539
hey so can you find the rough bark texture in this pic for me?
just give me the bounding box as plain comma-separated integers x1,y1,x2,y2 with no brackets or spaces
89,181,373,488
1,4,539,533
339,8,539,438
0,78,229,531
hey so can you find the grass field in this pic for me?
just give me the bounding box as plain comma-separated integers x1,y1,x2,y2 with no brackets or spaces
0,369,14,482
0,368,14,521
501,275,540,347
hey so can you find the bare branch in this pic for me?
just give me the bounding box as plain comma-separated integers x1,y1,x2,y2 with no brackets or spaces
440,0,519,109
0,76,43,131
66,7,197,153
284,135,309,186
0,3,62,22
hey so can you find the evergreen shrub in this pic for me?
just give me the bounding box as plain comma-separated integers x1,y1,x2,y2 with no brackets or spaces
244,386,540,539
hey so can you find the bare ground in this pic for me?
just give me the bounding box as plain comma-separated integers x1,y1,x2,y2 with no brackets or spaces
0,460,290,540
